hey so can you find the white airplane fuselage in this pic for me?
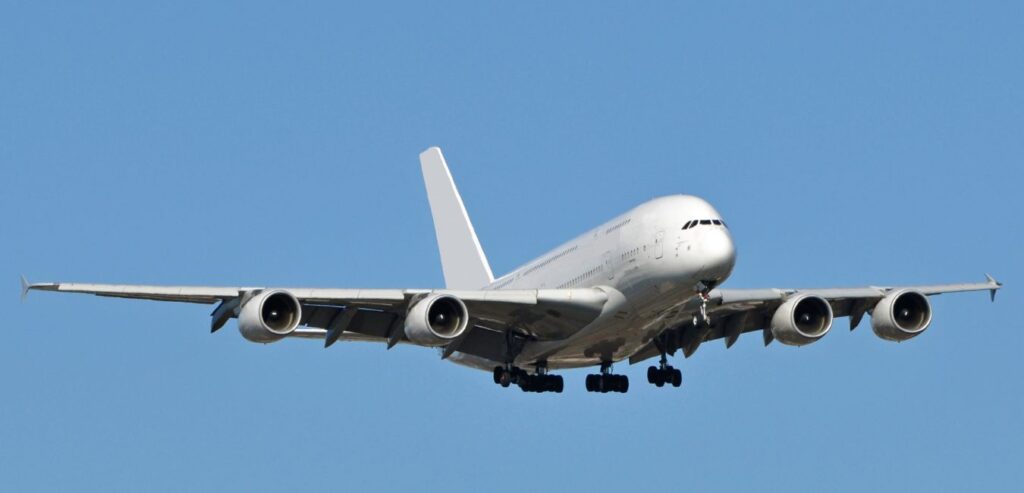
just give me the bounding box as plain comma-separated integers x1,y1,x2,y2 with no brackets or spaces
460,195,737,370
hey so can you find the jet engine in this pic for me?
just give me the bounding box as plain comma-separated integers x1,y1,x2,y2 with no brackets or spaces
404,294,470,346
238,290,302,343
771,294,833,346
871,290,932,342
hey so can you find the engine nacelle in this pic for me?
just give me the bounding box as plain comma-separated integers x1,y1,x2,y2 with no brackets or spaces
404,294,469,346
238,290,302,343
771,294,834,346
871,290,932,342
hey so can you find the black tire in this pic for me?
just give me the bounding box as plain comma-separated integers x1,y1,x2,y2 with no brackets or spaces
585,374,595,392
647,366,657,384
493,367,503,384
654,372,665,387
499,370,512,387
671,369,682,387
618,375,629,393
553,375,564,393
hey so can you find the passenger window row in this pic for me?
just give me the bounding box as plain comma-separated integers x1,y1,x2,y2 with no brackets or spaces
682,219,726,230
523,245,579,277
558,265,605,289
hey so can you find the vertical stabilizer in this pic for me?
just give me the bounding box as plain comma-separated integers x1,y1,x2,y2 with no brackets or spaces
419,147,495,289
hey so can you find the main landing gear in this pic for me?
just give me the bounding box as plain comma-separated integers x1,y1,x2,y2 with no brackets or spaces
585,362,629,393
493,365,564,393
647,355,682,388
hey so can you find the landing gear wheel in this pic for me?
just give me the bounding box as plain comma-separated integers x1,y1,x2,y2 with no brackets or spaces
647,364,683,389
541,375,563,393
586,373,629,393
492,366,515,388
507,370,563,393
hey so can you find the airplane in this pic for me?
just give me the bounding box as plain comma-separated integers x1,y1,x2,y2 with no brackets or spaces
22,147,1003,394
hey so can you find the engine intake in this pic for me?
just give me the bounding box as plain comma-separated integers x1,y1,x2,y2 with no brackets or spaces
871,290,932,342
404,294,469,346
771,294,833,346
238,290,302,343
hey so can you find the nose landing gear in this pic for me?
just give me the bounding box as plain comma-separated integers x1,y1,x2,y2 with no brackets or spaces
693,284,712,328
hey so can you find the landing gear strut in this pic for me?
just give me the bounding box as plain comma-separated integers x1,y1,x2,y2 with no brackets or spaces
693,284,712,328
585,362,629,393
493,364,563,393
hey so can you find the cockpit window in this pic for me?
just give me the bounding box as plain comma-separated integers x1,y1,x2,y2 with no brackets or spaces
684,219,728,230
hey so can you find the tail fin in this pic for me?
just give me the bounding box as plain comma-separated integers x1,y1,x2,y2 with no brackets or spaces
419,147,494,289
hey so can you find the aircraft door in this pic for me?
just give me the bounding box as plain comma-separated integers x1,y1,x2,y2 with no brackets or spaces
654,230,664,259
604,251,614,280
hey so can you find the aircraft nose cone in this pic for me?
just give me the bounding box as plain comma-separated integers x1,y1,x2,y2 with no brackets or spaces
701,230,736,282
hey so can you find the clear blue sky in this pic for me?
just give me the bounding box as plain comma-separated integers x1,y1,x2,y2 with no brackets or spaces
2,1,1021,491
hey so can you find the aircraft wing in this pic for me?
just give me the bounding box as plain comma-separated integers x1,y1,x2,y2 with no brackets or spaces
23,279,609,363
629,275,1002,364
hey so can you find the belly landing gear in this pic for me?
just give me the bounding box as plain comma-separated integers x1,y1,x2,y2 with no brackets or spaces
647,334,682,388
585,362,629,393
647,355,682,388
